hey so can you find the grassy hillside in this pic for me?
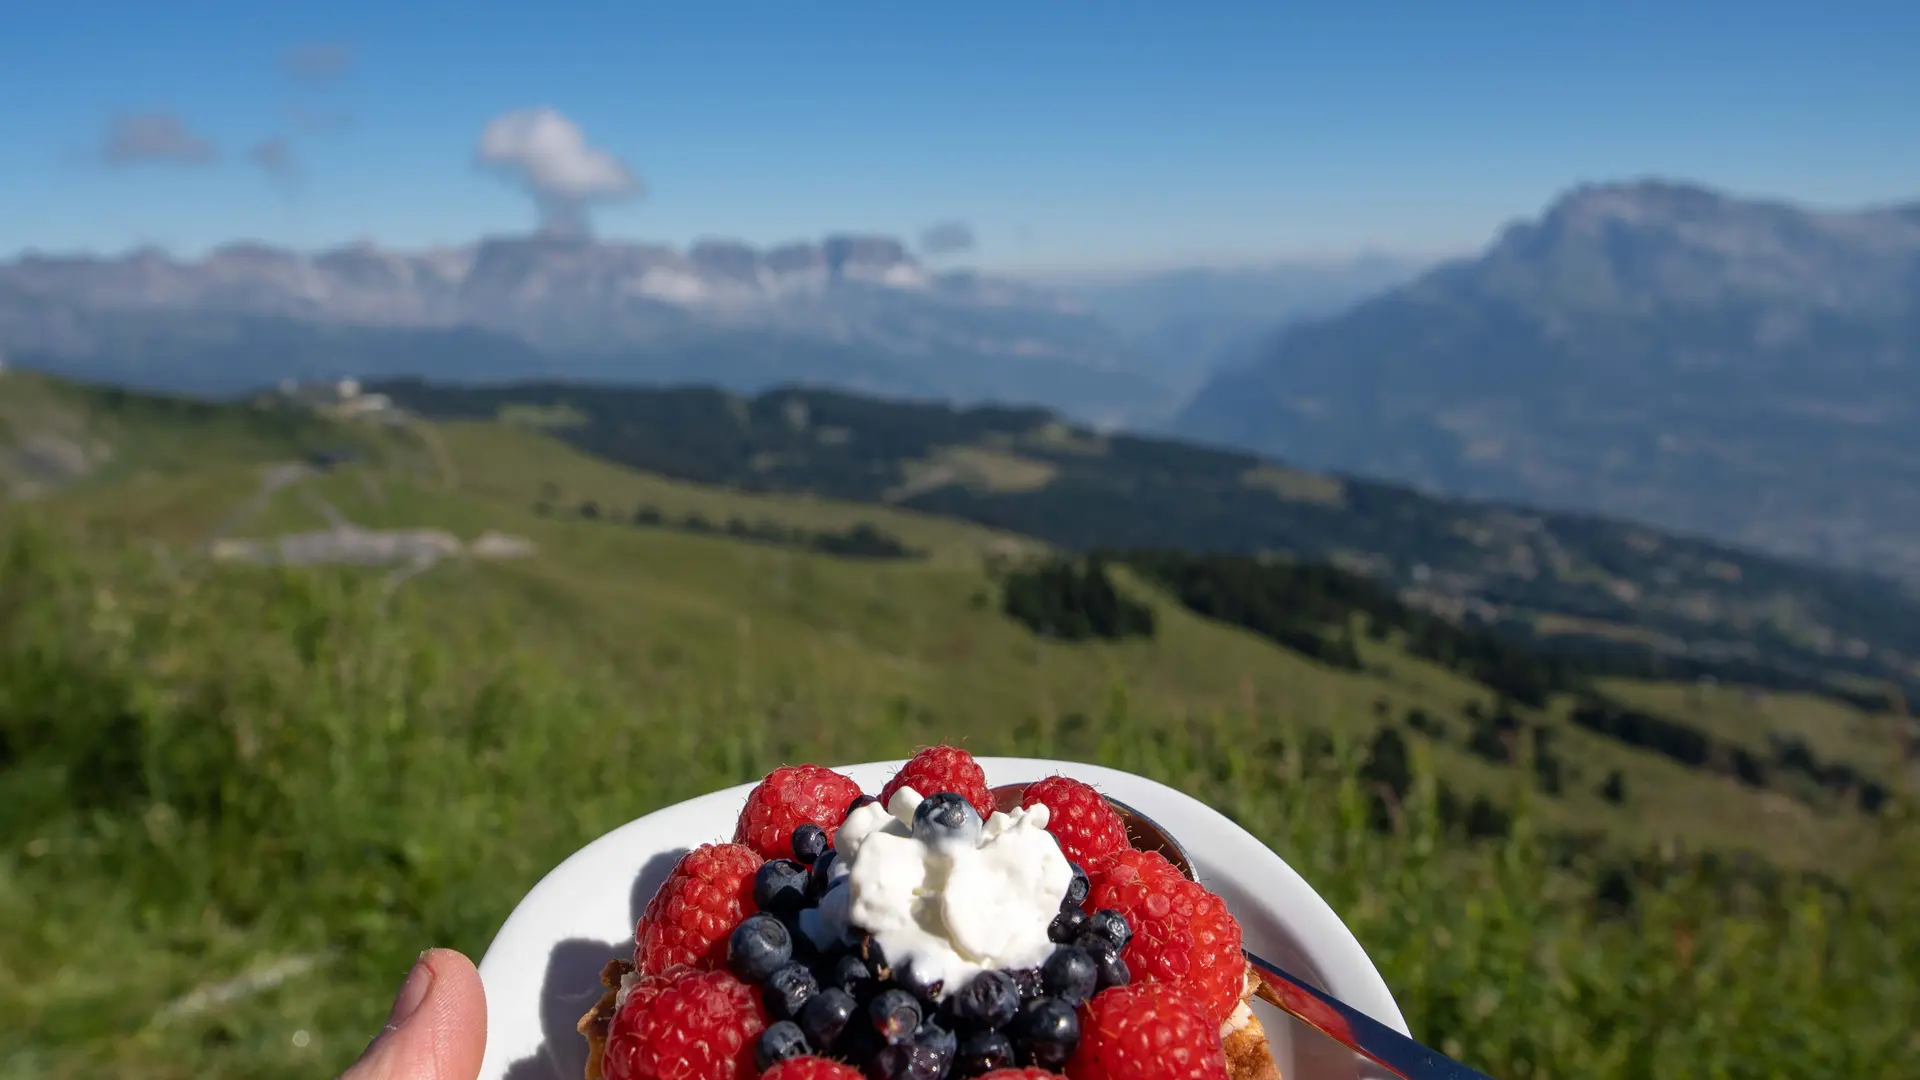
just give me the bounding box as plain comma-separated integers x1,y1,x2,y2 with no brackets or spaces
4,375,1917,1078
15,385,1903,871
0,369,420,495
5,505,1917,1080
368,378,1920,697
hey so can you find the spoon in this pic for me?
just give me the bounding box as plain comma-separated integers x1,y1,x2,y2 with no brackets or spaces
991,783,1495,1080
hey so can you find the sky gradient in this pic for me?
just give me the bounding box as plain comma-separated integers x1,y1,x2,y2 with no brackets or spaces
1,1,1916,273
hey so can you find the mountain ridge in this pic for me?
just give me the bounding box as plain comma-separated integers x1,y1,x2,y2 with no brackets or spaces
0,231,1179,426
1178,179,1920,578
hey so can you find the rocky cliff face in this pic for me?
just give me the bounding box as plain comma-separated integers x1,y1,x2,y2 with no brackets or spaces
1178,180,1920,578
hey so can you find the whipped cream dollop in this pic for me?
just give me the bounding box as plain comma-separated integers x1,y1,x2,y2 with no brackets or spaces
801,786,1072,998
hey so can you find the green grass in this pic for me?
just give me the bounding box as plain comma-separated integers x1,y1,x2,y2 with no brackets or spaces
0,369,426,494
22,416,1903,873
6,394,1919,1077
1,520,1916,1080
1597,678,1908,785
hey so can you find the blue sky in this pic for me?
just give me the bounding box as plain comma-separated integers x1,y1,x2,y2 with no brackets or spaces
1,1,1915,273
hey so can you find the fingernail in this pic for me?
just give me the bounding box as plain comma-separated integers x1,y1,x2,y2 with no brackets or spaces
387,952,436,1028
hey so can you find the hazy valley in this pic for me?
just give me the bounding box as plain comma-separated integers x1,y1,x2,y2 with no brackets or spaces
1178,181,1920,579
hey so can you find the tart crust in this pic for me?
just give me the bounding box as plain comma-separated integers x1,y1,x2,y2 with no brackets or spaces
1220,963,1282,1080
577,958,1281,1080
577,958,627,1080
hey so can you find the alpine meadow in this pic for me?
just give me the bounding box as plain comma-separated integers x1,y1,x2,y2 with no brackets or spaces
3,369,1916,1079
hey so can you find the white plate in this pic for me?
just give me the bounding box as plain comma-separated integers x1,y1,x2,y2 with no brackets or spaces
477,757,1410,1080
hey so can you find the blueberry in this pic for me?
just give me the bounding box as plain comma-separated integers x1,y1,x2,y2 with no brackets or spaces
1047,908,1088,945
1074,930,1117,965
798,986,859,1049
809,848,840,898
868,1041,946,1080
755,1021,810,1071
1009,997,1080,1070
869,988,924,1044
896,960,945,1003
811,940,851,969
1040,946,1098,1007
755,859,812,915
1085,908,1132,950
830,952,878,997
1062,863,1090,910
954,1030,1014,1078
1008,967,1044,1000
913,1018,957,1074
1073,933,1128,989
841,1023,887,1071
783,915,821,966
950,969,1020,1030
848,793,879,814
912,792,983,850
764,962,820,1020
728,913,793,983
791,823,830,865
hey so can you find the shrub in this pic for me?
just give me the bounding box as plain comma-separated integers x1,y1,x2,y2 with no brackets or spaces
1001,556,1155,642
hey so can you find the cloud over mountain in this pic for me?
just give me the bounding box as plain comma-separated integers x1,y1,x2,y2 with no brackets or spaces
476,108,641,236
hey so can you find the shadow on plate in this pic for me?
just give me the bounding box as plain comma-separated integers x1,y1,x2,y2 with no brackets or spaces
502,847,690,1080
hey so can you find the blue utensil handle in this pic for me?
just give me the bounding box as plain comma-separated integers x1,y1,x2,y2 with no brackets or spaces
1243,951,1497,1080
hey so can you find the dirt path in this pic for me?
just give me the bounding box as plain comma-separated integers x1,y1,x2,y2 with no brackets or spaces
401,417,460,491
203,463,314,543
298,486,351,530
204,459,533,585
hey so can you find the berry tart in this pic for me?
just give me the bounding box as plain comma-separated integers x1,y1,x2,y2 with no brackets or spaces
577,748,1280,1080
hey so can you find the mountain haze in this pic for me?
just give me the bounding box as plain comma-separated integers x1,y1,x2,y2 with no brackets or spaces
0,234,1175,425
1178,180,1920,578
1056,255,1432,396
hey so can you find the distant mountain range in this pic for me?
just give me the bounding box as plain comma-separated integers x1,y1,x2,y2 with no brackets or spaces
0,234,1183,426
0,234,1430,431
10,178,1919,582
1178,180,1920,579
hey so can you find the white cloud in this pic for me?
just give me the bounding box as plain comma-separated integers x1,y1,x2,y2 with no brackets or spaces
476,108,640,234
101,111,217,166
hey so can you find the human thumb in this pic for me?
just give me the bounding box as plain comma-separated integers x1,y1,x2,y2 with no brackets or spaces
341,949,489,1080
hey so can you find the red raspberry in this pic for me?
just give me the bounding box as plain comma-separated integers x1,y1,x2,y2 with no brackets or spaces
760,1057,865,1080
1087,848,1186,892
604,968,768,1080
1087,851,1244,1023
981,1070,1069,1080
633,843,763,974
1022,775,1131,866
1066,983,1228,1080
734,764,865,860
615,966,680,1017
1175,889,1245,1023
879,745,992,816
